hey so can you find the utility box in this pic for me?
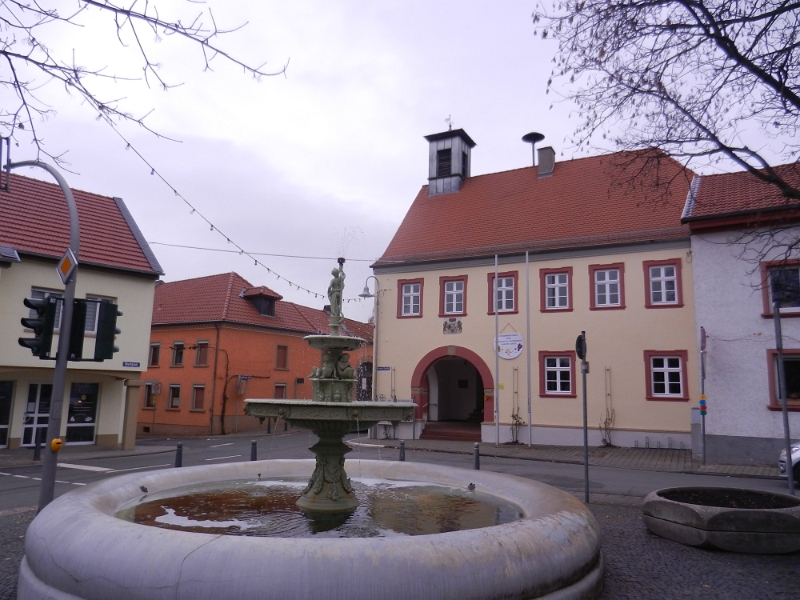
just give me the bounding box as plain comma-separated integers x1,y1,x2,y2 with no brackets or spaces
690,407,703,459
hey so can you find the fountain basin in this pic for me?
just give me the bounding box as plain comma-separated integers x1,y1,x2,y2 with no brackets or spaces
642,487,800,553
244,399,415,428
19,460,603,600
304,334,365,352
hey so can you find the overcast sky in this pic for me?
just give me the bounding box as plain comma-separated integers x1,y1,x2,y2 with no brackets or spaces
8,1,582,322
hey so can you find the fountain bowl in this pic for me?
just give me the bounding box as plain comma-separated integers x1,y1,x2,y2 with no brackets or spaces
19,459,603,600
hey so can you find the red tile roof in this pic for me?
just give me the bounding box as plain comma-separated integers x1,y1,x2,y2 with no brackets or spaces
242,286,283,300
152,272,373,341
0,172,162,275
375,150,693,266
682,162,800,222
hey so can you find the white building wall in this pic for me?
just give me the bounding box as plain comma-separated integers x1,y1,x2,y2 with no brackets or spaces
691,230,800,464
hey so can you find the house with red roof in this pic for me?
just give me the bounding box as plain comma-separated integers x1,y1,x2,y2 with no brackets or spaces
372,128,699,447
683,162,800,466
138,272,373,437
0,172,163,450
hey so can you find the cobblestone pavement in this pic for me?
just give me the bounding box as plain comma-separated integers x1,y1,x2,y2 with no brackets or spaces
2,502,797,600
593,503,800,599
0,508,34,600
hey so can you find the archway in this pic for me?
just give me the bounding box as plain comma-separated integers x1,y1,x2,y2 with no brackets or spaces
411,347,493,440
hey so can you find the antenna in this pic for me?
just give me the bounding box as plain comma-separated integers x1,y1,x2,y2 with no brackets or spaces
522,132,545,167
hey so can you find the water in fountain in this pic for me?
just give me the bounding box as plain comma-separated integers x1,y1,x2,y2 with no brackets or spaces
116,477,522,538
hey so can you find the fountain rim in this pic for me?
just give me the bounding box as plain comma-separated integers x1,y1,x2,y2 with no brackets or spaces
20,460,603,600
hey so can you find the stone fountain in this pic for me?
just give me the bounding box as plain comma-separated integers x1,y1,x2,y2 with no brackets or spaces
17,259,604,600
244,258,415,512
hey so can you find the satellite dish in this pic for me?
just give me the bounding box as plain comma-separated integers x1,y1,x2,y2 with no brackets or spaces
522,132,545,166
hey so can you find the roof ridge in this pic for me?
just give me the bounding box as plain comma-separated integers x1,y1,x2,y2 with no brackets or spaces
221,272,236,320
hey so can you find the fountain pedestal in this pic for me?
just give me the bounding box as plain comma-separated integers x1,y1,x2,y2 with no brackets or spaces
244,399,415,512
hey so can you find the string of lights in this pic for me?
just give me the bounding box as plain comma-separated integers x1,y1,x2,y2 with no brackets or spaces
149,241,376,262
99,115,371,303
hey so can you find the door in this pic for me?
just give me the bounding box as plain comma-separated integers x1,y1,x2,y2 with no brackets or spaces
0,381,13,448
22,383,52,447
66,383,99,444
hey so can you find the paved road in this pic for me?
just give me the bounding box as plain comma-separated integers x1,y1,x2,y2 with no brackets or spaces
1,430,799,599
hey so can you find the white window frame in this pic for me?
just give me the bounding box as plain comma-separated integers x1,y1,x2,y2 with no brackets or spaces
168,385,181,409
191,385,206,411
83,295,116,334
172,342,185,367
649,265,677,305
650,356,683,397
544,356,572,394
444,280,464,314
594,269,620,307
494,276,515,313
545,273,569,309
401,283,421,316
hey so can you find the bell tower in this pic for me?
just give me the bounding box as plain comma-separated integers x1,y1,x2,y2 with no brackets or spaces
424,128,476,196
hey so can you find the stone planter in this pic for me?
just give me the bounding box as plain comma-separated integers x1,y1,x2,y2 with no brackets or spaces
642,487,800,554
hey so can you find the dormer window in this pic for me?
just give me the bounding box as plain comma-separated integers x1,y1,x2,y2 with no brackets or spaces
436,149,452,177
250,296,275,316
242,285,282,317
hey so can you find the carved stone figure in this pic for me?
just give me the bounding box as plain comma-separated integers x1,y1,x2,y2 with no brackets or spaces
336,353,355,380
310,353,335,379
328,266,346,325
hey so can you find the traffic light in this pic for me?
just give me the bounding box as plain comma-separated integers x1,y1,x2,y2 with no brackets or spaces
68,299,88,361
94,300,122,361
19,296,58,358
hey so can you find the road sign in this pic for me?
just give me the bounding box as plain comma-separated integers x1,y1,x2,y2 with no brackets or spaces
57,249,78,284
152,382,162,395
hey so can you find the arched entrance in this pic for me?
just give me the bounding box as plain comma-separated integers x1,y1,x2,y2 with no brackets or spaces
411,347,493,441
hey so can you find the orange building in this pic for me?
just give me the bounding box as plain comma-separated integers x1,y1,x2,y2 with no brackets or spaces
137,273,373,437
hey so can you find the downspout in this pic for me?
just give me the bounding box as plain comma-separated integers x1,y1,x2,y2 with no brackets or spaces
209,323,221,435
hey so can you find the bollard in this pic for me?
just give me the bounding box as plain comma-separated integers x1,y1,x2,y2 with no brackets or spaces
473,442,480,470
175,442,183,468
399,440,405,462
33,428,43,461
250,440,257,461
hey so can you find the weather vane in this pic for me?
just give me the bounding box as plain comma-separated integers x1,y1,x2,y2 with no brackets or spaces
445,115,453,131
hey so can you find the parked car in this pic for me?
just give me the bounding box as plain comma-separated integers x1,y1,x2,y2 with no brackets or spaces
778,440,800,485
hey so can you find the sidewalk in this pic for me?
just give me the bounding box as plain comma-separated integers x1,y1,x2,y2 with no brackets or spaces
0,433,782,478
349,437,782,479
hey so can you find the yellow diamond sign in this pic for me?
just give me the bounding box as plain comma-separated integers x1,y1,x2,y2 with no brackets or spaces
57,249,78,284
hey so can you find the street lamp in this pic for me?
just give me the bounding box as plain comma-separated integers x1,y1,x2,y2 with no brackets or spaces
359,276,379,401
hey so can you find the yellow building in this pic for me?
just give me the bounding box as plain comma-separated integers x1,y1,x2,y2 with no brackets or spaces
0,172,162,449
372,130,698,447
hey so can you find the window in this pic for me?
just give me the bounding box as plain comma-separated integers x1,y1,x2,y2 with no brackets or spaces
761,261,800,316
274,383,287,399
643,350,689,401
589,263,625,310
83,296,115,333
538,351,577,397
439,275,468,317
143,384,155,408
767,349,800,411
397,278,424,318
539,267,573,312
276,345,289,369
643,259,683,308
168,385,181,409
487,271,518,314
191,386,206,411
436,149,452,177
149,344,160,367
172,343,184,367
195,341,209,366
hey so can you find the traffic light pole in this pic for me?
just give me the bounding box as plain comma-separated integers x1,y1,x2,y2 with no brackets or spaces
6,160,79,511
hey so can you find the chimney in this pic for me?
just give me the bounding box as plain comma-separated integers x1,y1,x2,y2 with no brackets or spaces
537,146,555,178
423,128,476,196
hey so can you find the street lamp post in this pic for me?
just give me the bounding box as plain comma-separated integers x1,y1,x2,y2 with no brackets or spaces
359,276,379,401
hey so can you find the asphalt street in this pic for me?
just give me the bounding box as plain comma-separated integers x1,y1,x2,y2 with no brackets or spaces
1,430,799,599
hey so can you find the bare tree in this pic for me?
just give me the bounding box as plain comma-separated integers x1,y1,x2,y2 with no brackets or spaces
1,1,286,164
534,1,800,200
